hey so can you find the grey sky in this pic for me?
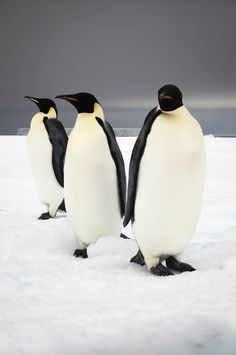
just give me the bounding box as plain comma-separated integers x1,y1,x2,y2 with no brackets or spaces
0,0,236,134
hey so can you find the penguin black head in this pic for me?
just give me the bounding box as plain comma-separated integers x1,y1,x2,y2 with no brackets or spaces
55,92,100,114
24,96,58,117
158,85,183,112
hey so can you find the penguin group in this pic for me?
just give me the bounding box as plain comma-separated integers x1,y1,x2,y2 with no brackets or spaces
25,85,205,276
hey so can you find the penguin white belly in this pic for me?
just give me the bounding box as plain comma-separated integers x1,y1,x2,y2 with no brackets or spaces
64,117,121,246
27,123,64,214
133,111,205,258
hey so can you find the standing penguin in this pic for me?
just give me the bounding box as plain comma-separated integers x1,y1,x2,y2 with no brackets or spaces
25,96,68,220
123,85,205,276
55,92,126,257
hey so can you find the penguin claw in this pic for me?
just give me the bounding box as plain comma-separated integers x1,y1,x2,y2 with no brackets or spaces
73,249,88,258
166,256,195,272
38,212,52,220
130,249,145,266
150,263,173,276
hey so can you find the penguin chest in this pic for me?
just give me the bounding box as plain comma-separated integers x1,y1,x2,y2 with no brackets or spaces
134,114,205,256
27,124,63,204
64,119,121,243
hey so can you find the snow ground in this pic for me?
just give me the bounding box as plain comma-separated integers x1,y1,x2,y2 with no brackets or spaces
0,135,236,355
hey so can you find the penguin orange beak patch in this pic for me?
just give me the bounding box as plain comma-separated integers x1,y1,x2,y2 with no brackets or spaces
63,96,78,102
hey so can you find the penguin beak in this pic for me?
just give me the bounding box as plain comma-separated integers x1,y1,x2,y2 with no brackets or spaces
55,95,78,102
24,96,40,104
159,93,173,101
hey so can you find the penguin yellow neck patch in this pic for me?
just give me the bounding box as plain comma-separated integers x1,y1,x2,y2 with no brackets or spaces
48,107,57,118
94,103,104,120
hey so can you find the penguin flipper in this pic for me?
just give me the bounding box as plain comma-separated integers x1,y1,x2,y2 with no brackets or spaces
95,117,126,217
123,107,161,227
43,118,68,187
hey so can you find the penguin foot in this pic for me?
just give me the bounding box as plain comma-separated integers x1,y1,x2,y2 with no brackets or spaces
38,212,52,220
73,249,88,259
130,249,145,266
150,263,173,276
120,233,129,239
166,256,195,272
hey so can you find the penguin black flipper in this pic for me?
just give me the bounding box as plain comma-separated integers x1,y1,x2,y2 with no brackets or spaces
95,117,126,217
43,118,68,187
123,107,161,227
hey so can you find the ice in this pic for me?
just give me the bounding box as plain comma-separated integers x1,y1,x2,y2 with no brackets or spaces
0,135,236,355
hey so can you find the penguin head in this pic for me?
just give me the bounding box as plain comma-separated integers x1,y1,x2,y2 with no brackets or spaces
55,92,102,115
24,96,57,118
158,85,183,112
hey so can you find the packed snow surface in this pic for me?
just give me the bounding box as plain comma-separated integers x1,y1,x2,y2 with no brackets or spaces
0,135,236,355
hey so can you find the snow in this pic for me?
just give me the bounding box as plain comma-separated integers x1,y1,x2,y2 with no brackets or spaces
0,135,236,355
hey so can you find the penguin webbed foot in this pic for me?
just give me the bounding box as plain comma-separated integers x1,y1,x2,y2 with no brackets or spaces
166,256,195,272
38,212,52,220
150,263,173,276
130,249,145,266
120,233,129,239
73,248,88,259
58,200,66,213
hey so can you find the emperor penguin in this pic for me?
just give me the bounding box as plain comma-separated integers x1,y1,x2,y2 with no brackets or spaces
123,85,206,276
55,92,126,257
25,96,68,220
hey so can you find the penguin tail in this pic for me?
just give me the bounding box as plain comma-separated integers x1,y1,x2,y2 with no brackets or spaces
58,199,66,212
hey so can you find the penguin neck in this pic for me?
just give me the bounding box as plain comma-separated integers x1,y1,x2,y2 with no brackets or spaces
30,112,46,128
161,105,189,117
30,112,57,129
74,110,105,129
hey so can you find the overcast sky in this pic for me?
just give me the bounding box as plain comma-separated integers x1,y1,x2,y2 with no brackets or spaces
0,0,236,134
